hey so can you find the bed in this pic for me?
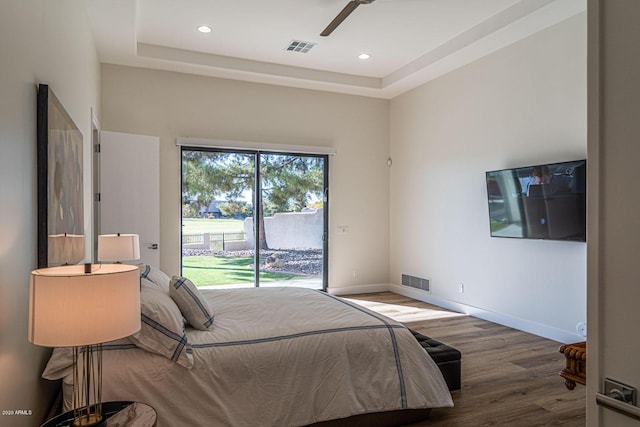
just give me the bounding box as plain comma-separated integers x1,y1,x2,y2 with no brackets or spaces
42,266,453,426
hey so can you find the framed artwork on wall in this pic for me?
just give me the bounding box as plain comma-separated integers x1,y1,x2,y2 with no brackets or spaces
37,84,84,268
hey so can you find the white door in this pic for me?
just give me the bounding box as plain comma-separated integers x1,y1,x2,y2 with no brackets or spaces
100,131,160,267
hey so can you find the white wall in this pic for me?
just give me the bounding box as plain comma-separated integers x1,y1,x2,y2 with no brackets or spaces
0,1,100,424
389,14,587,341
245,209,324,249
100,65,390,290
587,1,640,425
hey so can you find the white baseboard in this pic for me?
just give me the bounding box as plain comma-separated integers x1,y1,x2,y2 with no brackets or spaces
389,284,583,344
328,283,390,296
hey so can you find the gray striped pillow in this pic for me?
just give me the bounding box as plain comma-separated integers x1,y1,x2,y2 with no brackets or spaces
169,276,214,330
129,283,193,368
137,263,170,294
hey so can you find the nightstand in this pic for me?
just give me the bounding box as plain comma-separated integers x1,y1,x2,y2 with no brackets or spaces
559,341,586,390
41,401,157,427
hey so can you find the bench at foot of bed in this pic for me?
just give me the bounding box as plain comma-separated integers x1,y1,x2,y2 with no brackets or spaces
409,329,461,391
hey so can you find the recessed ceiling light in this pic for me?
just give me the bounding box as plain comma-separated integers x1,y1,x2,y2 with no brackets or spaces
197,25,212,34
358,53,371,60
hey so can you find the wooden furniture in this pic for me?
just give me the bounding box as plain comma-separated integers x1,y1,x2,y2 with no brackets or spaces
559,341,586,390
41,401,157,427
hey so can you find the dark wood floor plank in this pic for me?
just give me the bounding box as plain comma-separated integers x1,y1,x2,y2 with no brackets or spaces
343,292,586,426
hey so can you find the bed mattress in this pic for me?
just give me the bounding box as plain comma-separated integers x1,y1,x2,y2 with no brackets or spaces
43,287,452,426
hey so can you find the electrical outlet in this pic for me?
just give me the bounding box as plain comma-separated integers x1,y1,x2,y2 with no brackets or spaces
458,283,464,293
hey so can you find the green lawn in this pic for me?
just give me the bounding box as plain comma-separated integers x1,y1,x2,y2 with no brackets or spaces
182,255,297,287
182,218,245,234
490,220,510,232
182,218,300,286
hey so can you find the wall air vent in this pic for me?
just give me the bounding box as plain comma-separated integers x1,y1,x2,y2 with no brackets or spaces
402,274,430,292
285,40,317,53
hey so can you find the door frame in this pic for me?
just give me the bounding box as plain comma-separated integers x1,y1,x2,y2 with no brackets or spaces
91,109,100,262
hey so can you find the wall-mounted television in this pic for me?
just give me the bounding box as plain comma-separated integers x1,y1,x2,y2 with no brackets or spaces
485,160,586,242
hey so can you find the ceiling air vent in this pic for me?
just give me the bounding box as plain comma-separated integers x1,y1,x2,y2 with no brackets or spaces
285,40,316,53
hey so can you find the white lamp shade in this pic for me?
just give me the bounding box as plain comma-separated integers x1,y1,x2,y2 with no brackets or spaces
47,234,85,265
98,234,140,262
28,264,141,347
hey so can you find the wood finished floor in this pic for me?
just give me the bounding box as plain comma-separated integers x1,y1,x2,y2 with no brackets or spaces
343,292,585,427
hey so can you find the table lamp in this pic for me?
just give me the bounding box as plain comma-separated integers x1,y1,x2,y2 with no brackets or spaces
97,233,140,263
47,233,85,266
28,263,140,426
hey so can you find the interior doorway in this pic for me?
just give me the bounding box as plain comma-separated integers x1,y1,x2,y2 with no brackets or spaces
180,147,328,290
100,131,161,267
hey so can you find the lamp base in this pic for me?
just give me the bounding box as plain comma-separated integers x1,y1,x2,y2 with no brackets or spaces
72,413,103,427
72,345,104,427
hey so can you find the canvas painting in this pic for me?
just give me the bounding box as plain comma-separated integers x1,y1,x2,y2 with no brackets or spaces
37,84,84,267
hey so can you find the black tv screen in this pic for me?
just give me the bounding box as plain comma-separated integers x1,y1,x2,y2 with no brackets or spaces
485,160,586,242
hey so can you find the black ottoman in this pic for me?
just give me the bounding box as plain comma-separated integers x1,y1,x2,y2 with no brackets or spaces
409,329,461,391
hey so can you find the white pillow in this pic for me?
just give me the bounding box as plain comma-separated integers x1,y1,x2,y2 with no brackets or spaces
129,285,193,368
137,264,170,293
169,276,214,330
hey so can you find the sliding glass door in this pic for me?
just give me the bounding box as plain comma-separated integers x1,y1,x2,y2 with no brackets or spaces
181,150,256,288
181,148,328,290
257,153,327,288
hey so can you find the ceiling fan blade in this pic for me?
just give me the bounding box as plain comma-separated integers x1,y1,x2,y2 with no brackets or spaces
320,1,360,37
